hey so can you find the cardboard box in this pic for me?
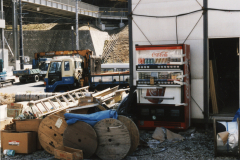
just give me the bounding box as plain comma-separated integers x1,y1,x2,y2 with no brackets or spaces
1,131,37,154
15,119,43,150
7,103,23,118
15,119,42,132
54,146,83,160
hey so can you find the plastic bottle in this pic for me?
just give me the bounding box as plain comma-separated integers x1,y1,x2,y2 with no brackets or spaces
3,149,15,156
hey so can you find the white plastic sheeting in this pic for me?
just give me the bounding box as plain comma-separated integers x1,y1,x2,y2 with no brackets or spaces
131,0,240,119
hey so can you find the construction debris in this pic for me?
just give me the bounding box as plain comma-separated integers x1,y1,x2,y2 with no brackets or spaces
63,121,97,159
0,93,15,105
152,127,184,142
54,146,83,160
28,86,89,117
1,85,135,160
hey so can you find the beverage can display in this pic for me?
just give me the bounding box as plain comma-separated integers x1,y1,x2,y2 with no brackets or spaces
162,58,165,64
152,58,154,64
168,73,171,79
145,58,148,64
167,57,171,63
138,58,142,64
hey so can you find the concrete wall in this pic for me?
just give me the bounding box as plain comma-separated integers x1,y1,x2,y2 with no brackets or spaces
90,29,109,56
5,30,96,65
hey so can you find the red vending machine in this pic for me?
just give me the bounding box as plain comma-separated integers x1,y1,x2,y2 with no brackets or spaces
135,44,190,130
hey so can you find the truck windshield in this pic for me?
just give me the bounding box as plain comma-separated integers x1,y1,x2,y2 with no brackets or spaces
39,62,49,71
49,61,61,73
75,61,81,69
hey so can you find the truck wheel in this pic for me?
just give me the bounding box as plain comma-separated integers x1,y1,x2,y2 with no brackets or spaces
19,78,26,83
34,75,39,82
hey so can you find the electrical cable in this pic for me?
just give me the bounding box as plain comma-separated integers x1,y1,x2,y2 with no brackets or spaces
195,0,203,8
176,16,178,44
131,9,202,18
132,18,152,45
131,8,240,19
183,12,203,44
130,0,142,15
191,96,204,114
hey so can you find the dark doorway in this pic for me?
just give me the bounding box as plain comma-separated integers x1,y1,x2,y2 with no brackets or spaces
209,38,239,115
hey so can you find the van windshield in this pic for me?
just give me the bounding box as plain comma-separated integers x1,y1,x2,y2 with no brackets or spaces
49,61,61,73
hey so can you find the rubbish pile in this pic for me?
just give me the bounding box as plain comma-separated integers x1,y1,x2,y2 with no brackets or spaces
1,85,141,160
0,93,15,105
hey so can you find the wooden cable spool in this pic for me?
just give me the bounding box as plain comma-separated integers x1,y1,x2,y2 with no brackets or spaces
94,118,131,160
63,121,98,158
38,115,67,155
118,115,139,155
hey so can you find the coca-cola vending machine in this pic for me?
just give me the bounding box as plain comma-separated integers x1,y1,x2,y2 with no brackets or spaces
134,44,190,130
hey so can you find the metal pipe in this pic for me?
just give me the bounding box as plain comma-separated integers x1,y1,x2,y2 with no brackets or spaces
15,93,58,102
71,26,74,50
4,37,14,57
1,0,4,68
76,0,79,50
125,0,137,114
128,0,133,88
19,0,24,69
12,0,19,61
203,0,209,124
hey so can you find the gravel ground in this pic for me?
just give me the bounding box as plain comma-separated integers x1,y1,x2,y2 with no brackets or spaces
1,126,238,160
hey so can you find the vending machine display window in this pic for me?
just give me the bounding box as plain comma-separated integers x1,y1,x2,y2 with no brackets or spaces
135,44,191,130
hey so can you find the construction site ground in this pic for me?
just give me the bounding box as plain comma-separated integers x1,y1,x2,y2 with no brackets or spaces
0,82,237,160
0,126,237,160
0,80,45,94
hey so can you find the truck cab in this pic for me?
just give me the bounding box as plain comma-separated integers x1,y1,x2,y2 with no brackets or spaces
44,57,83,92
39,60,50,80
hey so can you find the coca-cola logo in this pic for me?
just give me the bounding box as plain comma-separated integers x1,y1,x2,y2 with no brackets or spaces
152,51,168,58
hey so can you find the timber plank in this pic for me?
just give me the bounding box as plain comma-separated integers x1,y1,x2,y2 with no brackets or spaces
209,60,218,114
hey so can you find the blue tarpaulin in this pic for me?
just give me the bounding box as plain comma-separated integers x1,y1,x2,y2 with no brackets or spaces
64,110,118,126
232,108,240,122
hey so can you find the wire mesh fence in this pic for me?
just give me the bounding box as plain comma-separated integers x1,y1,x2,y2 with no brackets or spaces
101,26,129,64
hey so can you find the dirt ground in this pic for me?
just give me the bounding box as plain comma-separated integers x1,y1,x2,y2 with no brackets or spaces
1,125,238,160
